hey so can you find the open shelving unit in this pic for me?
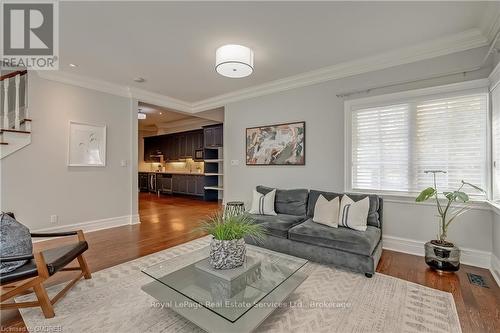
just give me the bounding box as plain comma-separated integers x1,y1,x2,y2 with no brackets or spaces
204,186,224,191
203,125,223,201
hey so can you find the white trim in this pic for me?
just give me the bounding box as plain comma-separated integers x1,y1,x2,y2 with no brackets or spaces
382,195,491,212
32,214,140,242
480,5,500,43
37,29,488,113
491,254,500,287
489,61,500,92
37,70,130,98
382,235,492,269
488,200,500,216
128,87,192,113
36,71,192,113
344,79,489,110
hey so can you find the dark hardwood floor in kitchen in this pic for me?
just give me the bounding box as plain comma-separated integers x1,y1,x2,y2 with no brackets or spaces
1,193,499,332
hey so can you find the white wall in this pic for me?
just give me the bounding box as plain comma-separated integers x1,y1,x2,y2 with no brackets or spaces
491,211,500,285
0,73,138,231
224,47,495,267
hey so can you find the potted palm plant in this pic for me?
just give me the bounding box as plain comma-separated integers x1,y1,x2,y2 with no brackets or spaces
416,170,484,272
199,211,265,270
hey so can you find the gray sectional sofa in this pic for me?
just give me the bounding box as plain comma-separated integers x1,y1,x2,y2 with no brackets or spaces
246,186,383,277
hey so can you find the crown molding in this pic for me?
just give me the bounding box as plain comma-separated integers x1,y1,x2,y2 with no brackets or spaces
37,70,130,98
191,29,488,112
37,28,488,114
36,71,192,113
480,3,500,42
489,61,500,91
128,87,192,113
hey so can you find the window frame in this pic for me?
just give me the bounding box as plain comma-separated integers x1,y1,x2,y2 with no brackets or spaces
344,79,490,198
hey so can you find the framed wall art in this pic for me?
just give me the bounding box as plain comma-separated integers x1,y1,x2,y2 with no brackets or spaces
68,122,107,167
246,121,305,165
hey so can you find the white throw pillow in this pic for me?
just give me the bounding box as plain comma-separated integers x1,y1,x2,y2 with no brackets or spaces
248,189,277,216
312,195,339,228
338,195,369,231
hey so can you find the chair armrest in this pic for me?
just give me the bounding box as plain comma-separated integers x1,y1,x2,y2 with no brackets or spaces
30,231,78,238
0,254,34,262
31,230,87,243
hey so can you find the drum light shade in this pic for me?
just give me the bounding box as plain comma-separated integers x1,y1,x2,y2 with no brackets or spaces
215,44,254,78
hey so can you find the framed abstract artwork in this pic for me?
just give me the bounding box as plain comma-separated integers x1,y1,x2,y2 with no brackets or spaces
246,121,305,165
68,122,107,167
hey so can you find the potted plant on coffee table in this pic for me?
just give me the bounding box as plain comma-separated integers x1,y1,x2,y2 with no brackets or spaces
416,170,485,272
199,211,265,270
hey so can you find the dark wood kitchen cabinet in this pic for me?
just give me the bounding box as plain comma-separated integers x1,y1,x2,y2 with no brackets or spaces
171,135,180,160
144,136,163,162
195,131,204,150
172,174,179,192
187,176,196,195
178,134,187,158
138,172,149,192
204,124,223,148
178,175,188,193
171,174,204,197
195,176,205,196
186,134,194,158
144,129,205,162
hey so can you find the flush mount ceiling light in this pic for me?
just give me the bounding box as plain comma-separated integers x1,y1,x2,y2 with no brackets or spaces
69,63,78,68
215,44,254,78
133,77,146,83
138,110,146,120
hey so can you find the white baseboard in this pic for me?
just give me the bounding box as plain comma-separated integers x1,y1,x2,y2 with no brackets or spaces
382,235,492,269
32,214,140,242
491,254,500,287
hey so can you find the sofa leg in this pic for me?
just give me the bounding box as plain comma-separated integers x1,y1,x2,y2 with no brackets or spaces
365,273,373,278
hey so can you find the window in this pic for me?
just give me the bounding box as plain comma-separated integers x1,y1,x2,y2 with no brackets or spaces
492,85,500,200
351,104,410,192
346,81,489,197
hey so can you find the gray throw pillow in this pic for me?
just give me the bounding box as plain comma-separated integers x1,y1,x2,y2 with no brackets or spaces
0,213,33,273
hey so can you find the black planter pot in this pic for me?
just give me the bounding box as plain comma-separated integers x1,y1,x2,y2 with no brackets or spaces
424,240,460,272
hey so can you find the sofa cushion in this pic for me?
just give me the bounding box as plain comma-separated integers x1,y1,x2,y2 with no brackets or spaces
288,219,381,256
248,189,277,216
257,185,309,216
249,213,307,238
307,190,381,228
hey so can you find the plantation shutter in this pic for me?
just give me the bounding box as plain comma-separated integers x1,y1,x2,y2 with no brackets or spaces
413,94,487,196
350,90,488,197
351,104,410,192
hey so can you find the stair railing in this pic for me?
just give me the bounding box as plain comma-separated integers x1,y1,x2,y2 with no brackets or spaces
1,70,28,131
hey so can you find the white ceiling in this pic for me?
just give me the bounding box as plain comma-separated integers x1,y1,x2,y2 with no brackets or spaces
137,103,224,131
59,2,497,104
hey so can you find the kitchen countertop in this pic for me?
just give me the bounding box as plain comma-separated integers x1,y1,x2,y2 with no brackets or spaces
139,171,205,176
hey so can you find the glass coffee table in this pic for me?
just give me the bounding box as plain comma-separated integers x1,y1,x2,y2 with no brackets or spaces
142,244,308,333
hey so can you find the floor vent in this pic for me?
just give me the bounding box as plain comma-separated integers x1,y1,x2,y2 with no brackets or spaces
467,273,489,288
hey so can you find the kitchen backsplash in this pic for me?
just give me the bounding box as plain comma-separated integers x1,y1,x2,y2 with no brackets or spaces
140,159,204,173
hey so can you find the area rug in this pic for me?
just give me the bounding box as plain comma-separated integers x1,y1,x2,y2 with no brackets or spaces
17,236,461,333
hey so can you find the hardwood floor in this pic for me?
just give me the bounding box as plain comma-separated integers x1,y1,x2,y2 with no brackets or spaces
1,193,499,332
